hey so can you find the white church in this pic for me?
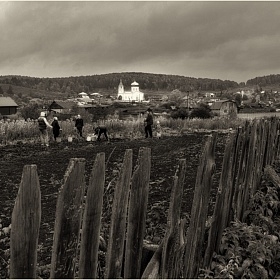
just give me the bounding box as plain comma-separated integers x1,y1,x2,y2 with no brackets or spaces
117,80,144,102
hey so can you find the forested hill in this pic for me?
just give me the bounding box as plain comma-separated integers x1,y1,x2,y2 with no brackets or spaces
0,72,240,94
246,74,280,87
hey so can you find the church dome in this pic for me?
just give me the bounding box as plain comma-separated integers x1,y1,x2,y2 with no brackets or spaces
131,81,139,86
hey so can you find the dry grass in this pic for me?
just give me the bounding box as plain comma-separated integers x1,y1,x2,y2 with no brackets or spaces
0,116,246,144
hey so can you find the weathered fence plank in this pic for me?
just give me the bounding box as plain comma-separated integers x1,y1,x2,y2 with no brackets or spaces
240,122,258,221
251,120,263,194
234,123,250,220
105,149,133,279
264,118,278,167
161,159,186,279
79,153,105,279
124,147,151,279
10,165,41,279
183,134,217,279
50,158,86,279
203,131,240,267
262,120,272,169
270,118,280,163
228,126,243,222
141,243,163,279
276,127,280,160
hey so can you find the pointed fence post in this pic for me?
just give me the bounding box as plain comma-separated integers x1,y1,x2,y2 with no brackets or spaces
105,149,133,279
161,159,186,279
234,123,250,220
10,165,41,279
79,153,106,279
50,158,86,279
267,117,279,165
124,147,151,279
251,120,264,194
241,121,257,221
183,134,217,279
203,132,237,268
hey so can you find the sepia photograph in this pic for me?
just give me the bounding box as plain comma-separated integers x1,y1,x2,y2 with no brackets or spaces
0,1,280,278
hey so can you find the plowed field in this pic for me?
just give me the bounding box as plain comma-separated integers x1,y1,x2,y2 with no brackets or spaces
0,132,227,278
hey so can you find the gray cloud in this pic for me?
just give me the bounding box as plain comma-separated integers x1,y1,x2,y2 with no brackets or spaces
0,1,280,82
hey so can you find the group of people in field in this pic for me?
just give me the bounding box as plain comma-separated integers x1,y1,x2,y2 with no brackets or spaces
38,108,161,147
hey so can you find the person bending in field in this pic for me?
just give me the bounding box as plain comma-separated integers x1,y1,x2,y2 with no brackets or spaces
38,112,53,147
94,125,109,141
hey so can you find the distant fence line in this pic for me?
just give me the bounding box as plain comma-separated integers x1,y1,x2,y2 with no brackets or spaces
6,117,280,278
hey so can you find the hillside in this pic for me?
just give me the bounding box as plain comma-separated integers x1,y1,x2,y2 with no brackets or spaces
0,83,67,106
0,72,239,96
1,72,280,107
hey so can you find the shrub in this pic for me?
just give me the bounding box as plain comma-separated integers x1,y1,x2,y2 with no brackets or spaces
199,178,280,279
19,103,41,120
171,108,189,119
189,104,212,119
160,101,177,109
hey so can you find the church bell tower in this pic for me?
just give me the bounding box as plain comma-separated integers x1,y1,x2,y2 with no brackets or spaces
118,79,124,94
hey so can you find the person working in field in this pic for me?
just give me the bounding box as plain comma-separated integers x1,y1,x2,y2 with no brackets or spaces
94,125,109,141
38,112,52,147
51,116,61,142
155,120,162,139
75,114,84,137
144,108,153,138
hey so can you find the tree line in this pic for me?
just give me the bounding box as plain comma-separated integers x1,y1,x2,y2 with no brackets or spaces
0,72,240,94
246,74,280,87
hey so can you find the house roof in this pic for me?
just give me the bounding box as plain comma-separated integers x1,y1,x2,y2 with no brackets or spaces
78,104,94,108
51,100,76,109
30,98,44,103
78,92,88,96
0,97,18,107
210,100,235,110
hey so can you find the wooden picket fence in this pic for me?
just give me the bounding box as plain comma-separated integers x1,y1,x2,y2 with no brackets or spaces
8,117,280,279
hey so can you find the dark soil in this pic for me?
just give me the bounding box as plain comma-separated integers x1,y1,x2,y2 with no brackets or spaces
0,132,227,278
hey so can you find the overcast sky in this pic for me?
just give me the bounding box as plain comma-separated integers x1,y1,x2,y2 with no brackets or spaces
0,1,279,83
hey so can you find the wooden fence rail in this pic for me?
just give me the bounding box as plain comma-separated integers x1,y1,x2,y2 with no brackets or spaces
8,117,280,279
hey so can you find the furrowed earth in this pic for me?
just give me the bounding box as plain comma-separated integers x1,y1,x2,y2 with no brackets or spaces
0,132,228,278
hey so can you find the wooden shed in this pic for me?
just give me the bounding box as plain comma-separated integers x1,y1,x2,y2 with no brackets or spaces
210,100,238,116
0,97,18,115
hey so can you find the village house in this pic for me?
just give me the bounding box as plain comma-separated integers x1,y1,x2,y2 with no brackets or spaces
117,80,144,102
49,100,77,114
210,100,238,116
0,96,18,116
205,92,215,98
76,92,93,105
